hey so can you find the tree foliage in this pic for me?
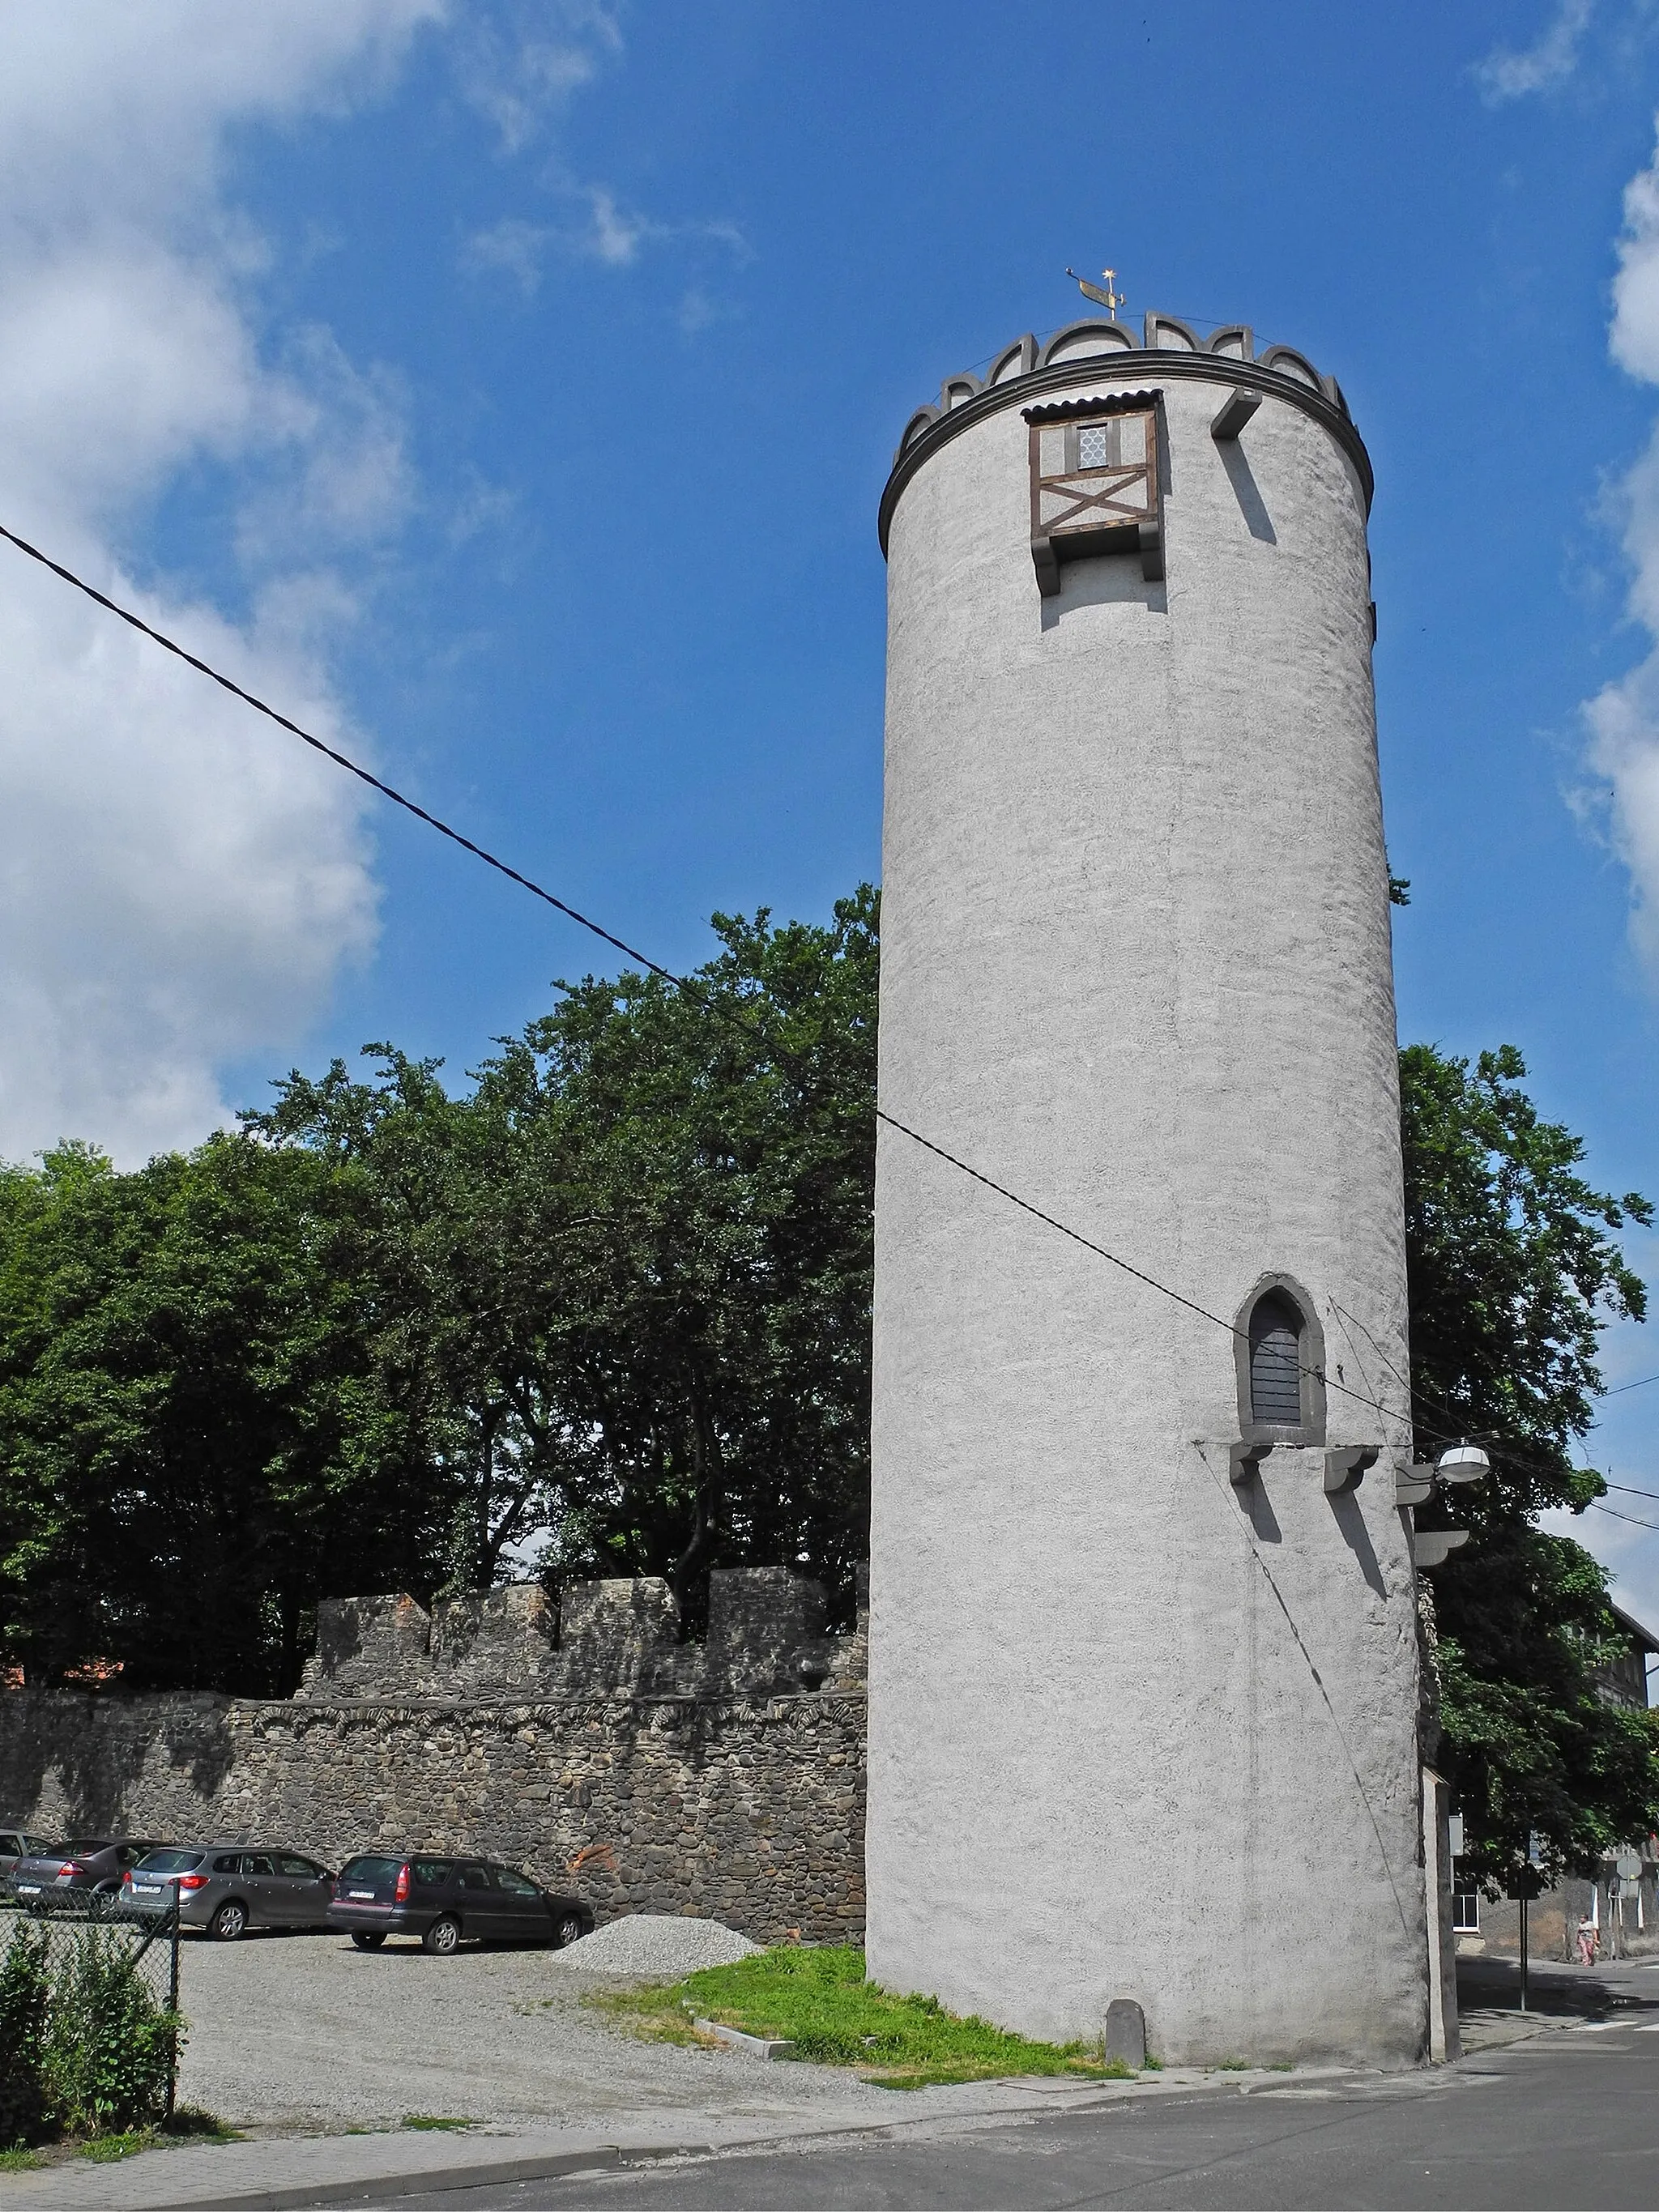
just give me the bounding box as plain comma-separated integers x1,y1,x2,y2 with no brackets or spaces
1400,1042,1659,1882
0,891,876,1688
0,1135,429,1693
5,885,1658,1896
249,886,878,1621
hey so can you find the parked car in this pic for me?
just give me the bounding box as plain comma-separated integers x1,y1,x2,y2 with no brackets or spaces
326,1855,595,1954
1,1828,60,1886
8,1837,165,1903
121,1845,337,1940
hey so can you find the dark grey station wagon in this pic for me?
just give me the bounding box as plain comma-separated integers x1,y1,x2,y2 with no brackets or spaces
326,1855,594,1954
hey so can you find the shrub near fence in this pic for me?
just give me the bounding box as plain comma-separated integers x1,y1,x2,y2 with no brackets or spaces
0,1903,181,2150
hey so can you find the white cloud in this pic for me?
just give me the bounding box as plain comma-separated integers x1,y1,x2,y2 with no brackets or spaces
1583,117,1659,978
458,3,623,154
464,194,749,296
1474,0,1596,103
0,0,445,1166
462,217,556,297
586,187,658,267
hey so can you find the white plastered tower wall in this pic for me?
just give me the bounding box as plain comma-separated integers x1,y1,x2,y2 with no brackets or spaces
867,321,1427,2065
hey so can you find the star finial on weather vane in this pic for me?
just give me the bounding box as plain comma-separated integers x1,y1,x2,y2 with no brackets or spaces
1065,266,1125,320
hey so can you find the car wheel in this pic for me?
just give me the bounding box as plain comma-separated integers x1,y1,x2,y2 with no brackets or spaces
92,1880,118,1897
210,1900,248,1941
421,1915,460,1956
553,1914,586,1950
351,1931,386,1950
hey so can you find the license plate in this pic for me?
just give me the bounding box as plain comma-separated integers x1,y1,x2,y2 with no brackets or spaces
15,1884,40,1895
131,1884,161,1895
348,1890,377,1900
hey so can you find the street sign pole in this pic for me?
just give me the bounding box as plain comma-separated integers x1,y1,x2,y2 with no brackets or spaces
1520,1894,1529,2013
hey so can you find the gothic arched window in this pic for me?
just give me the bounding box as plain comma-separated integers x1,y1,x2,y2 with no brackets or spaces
1249,1294,1303,1428
1235,1275,1326,1446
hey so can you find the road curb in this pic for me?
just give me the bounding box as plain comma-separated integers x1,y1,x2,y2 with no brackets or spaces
143,2146,629,2212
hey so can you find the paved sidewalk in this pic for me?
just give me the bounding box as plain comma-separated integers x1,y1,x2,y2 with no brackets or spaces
0,2067,1339,2211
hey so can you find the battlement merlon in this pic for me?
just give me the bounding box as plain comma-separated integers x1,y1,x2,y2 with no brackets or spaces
880,310,1372,557
296,1565,869,1703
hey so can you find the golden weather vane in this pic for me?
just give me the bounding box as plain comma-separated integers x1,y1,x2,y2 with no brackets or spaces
1065,266,1125,319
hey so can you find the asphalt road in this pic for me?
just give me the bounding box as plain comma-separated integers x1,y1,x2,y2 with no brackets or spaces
380,1965,1659,2212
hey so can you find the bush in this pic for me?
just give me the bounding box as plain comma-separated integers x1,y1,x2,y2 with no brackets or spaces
42,1929,180,2138
0,1920,53,2148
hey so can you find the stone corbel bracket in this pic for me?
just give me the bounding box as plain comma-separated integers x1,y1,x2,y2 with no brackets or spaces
1229,1440,1271,1486
1413,1529,1470,1570
1323,1446,1378,1495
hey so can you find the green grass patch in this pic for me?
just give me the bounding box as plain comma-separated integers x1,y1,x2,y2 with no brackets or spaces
402,2116,476,2132
70,2109,237,2161
0,2149,45,2172
79,2130,154,2162
591,1946,1141,2090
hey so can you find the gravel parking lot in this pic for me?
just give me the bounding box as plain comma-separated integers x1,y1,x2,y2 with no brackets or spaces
168,1925,897,2135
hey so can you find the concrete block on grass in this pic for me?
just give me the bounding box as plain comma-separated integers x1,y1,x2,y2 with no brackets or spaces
694,2017,797,2060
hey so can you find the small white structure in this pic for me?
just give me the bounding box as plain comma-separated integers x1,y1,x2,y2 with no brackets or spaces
868,313,1427,2065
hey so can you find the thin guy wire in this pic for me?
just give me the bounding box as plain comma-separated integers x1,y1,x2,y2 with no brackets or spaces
1330,1296,1414,1402
0,518,1408,1439
1194,1443,1413,1938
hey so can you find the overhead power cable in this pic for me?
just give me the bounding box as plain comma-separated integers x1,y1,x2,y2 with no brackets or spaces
1603,1370,1659,1400
0,519,1481,1445
0,522,677,987
1589,1499,1659,1536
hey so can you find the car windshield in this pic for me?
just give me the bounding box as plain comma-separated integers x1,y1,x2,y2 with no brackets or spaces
134,1850,203,1874
339,1857,403,1885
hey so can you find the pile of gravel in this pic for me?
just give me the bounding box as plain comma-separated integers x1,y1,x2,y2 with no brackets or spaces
552,1913,762,1976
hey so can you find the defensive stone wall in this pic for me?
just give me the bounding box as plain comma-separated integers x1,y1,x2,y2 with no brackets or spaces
0,1568,868,1945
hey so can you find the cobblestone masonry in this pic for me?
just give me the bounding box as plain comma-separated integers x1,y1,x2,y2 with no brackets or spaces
0,1569,869,1945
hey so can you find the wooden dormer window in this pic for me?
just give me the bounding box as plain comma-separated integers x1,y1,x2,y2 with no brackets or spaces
1025,393,1163,595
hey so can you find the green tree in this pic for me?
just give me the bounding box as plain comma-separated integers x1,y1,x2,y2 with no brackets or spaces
0,1134,433,1692
1400,1042,1659,1885
251,887,879,1620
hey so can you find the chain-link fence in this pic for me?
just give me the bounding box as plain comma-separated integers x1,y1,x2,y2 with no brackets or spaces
0,1894,182,2150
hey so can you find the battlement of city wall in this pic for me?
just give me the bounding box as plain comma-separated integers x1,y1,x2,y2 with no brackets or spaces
302,1563,868,1704
0,1567,870,1944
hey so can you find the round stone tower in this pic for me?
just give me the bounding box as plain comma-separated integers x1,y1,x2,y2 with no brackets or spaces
868,312,1427,2065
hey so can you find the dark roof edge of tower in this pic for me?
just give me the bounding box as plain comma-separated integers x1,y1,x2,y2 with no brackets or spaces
877,313,1374,556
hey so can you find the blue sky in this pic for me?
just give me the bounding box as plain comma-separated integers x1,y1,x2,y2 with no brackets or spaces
3,1,1659,1622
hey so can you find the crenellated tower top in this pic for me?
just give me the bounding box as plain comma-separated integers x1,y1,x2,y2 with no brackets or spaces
879,310,1371,551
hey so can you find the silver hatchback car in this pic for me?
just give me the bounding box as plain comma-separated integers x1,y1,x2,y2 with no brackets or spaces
122,1844,335,1939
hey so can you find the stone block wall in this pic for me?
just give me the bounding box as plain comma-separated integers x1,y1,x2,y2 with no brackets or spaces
0,1568,870,1945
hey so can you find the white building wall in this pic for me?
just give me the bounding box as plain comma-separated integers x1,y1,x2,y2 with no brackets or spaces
868,345,1426,2065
